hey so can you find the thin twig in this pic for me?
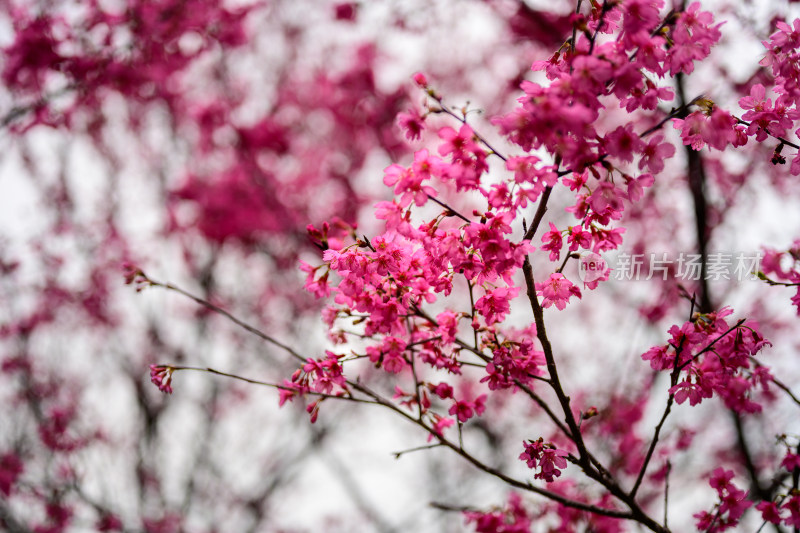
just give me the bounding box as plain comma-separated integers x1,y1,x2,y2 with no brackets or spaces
630,395,674,498
677,319,747,371
166,365,381,406
393,443,443,459
430,97,509,162
664,460,671,528
427,194,472,223
143,275,306,363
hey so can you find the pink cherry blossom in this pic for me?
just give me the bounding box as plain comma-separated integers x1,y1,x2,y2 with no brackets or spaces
149,365,174,394
535,273,581,310
541,222,563,261
639,135,675,173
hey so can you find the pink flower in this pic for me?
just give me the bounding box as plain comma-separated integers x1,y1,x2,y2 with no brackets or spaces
674,108,738,151
519,439,569,482
566,225,591,252
604,124,644,163
366,336,408,374
785,494,800,528
538,447,570,482
641,345,671,371
449,400,475,423
464,493,531,532
383,151,439,207
622,0,663,35
591,225,625,252
639,135,675,173
277,380,304,407
412,72,428,88
37,502,73,532
302,351,348,393
149,365,174,394
674,112,706,150
756,501,783,525
428,414,454,441
473,394,487,416
435,310,460,344
300,261,330,299
475,286,520,325
541,222,563,261
781,452,800,472
669,378,710,406
626,173,655,203
334,3,357,21
588,182,626,223
429,382,454,399
536,273,581,310
667,3,722,75
397,108,426,141
694,468,751,531
97,514,124,532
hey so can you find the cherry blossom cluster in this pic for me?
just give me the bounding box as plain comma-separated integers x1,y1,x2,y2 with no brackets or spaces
296,0,743,436
285,5,794,530
693,468,751,532
519,438,570,482
492,0,716,169
750,19,800,173
640,307,771,412
277,351,349,422
753,444,800,528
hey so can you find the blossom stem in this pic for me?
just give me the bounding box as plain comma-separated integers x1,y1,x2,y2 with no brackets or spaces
521,186,553,242
677,319,747,371
587,0,610,56
392,443,443,459
467,280,478,349
169,366,380,406
749,357,800,408
570,0,583,54
663,461,671,529
638,97,702,139
430,96,508,162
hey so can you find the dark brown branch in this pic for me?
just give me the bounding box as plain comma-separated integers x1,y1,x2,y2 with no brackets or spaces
630,395,674,498
349,380,637,521
676,73,713,313
521,186,553,242
731,412,770,501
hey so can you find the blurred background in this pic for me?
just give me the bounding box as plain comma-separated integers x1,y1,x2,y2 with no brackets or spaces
1,0,800,531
